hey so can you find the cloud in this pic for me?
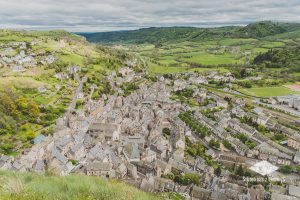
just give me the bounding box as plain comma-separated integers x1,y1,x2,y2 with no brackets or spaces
0,0,299,31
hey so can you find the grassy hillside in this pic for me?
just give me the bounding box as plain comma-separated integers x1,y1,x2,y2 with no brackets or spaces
0,170,174,200
80,21,300,44
0,30,135,156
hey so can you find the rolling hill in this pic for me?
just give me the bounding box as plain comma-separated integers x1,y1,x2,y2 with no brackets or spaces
79,21,300,44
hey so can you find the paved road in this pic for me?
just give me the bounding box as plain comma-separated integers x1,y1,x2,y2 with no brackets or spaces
64,76,87,126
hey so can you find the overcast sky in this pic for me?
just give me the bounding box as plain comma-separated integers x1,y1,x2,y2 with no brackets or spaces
0,0,299,32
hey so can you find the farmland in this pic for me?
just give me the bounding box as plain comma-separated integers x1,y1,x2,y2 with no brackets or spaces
238,86,300,97
123,36,295,75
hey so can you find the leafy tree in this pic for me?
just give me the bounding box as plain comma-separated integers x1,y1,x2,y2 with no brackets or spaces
236,133,248,143
236,165,244,177
162,128,171,138
280,165,293,174
215,166,222,177
209,139,220,149
223,140,233,150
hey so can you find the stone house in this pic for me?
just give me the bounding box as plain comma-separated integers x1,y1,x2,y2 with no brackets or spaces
228,118,257,137
254,142,292,165
37,86,47,93
68,65,81,74
123,142,141,162
141,148,157,163
205,149,216,159
228,137,249,157
86,162,114,178
88,122,120,142
155,159,172,175
153,177,175,192
125,162,137,179
116,163,127,178
175,139,185,150
255,115,271,126
136,161,161,177
69,143,85,160
294,151,300,164
288,135,300,150
56,136,73,155
190,186,211,200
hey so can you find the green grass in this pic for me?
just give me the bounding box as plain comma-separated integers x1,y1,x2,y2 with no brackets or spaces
148,62,229,74
59,53,84,65
148,63,187,74
218,38,257,46
260,41,285,48
0,35,33,42
239,86,300,97
0,170,171,200
188,67,229,73
180,51,239,65
0,77,45,90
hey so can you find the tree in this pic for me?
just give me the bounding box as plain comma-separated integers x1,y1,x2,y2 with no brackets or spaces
280,165,293,174
209,139,220,149
236,165,244,176
215,166,222,177
236,133,248,143
162,128,171,136
28,101,40,118
223,140,233,150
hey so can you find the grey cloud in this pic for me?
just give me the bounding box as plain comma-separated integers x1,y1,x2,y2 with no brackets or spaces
0,0,299,31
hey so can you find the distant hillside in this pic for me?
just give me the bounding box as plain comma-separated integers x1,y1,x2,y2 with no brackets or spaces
0,170,171,200
80,21,300,44
235,21,300,38
80,26,237,44
253,46,300,71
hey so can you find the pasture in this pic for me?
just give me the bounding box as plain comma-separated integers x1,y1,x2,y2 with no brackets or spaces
132,37,288,74
239,86,300,97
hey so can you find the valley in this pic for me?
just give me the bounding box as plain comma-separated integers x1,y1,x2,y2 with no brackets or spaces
1,21,300,200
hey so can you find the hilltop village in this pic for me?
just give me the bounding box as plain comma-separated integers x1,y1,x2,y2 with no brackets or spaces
1,42,300,200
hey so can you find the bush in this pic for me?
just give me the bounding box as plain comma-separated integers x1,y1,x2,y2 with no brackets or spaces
209,139,220,149
223,140,233,150
280,165,293,174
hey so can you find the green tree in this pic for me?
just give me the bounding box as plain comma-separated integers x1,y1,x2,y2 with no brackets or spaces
236,165,244,176
280,165,293,174
215,166,222,177
223,140,233,150
209,139,220,149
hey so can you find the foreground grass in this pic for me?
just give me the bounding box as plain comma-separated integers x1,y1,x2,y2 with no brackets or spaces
239,86,300,97
0,171,172,200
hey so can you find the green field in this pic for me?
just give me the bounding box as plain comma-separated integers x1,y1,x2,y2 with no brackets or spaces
239,86,300,97
59,53,84,65
0,170,171,200
130,37,289,75
180,51,239,65
148,62,229,74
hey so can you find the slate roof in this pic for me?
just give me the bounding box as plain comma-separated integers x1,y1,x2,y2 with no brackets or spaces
34,134,46,144
87,162,112,171
52,148,68,164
